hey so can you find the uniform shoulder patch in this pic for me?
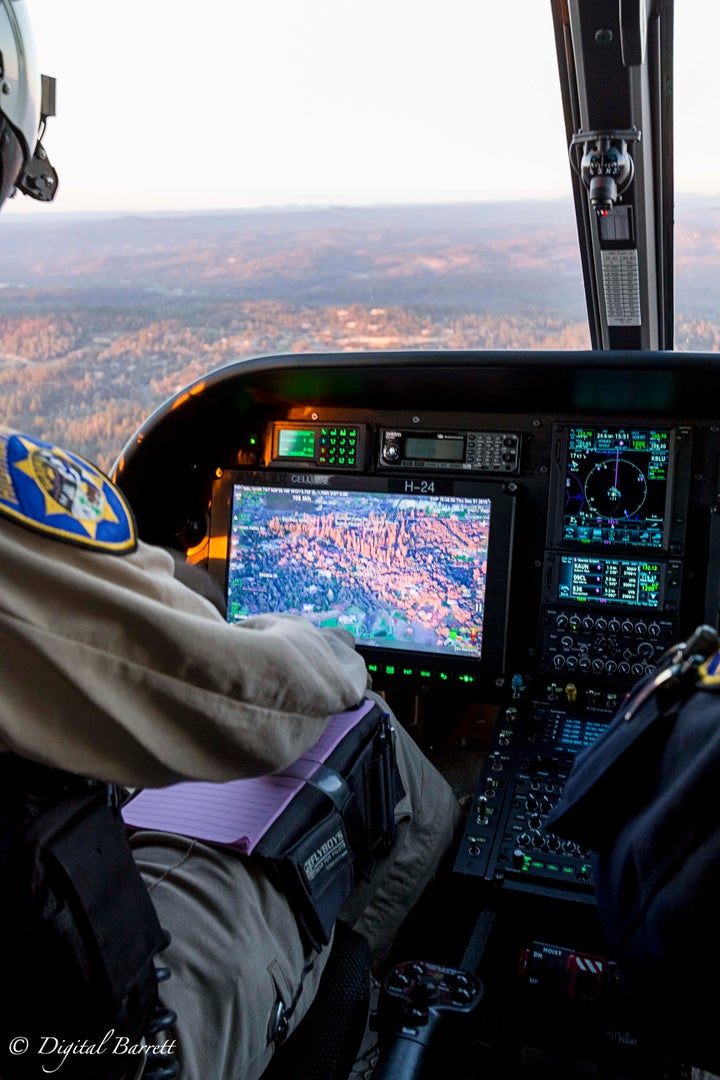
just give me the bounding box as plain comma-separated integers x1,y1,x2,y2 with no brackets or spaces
698,650,720,687
0,429,137,554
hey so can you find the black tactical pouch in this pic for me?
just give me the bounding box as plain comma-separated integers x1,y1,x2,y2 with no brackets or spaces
255,703,404,950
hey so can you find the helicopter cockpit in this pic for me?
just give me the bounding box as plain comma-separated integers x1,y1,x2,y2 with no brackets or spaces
5,0,719,1075
113,344,718,1076
103,4,720,1074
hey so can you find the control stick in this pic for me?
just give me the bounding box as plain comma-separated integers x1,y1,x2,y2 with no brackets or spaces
374,960,483,1080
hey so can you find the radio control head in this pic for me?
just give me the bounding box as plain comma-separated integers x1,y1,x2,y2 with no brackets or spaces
378,428,520,473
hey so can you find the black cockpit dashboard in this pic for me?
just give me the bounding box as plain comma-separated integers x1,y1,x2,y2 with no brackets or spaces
114,347,720,1071
114,347,720,878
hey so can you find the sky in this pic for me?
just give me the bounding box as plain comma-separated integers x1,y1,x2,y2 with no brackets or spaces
5,0,720,216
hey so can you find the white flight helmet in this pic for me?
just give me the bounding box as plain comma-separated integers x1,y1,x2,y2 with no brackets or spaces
0,0,57,205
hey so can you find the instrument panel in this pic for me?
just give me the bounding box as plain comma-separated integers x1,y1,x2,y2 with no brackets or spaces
203,411,698,707
113,350,720,905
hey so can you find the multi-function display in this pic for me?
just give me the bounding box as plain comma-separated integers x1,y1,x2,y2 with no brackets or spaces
209,470,516,681
224,483,493,659
562,426,673,549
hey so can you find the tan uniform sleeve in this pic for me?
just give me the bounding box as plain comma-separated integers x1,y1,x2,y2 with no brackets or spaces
0,523,369,788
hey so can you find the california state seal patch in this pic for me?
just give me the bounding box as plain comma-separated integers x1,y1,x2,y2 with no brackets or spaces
699,649,720,687
0,429,137,554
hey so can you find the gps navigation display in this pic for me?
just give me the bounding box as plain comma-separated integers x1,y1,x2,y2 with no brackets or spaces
557,554,664,609
561,426,673,549
224,483,493,660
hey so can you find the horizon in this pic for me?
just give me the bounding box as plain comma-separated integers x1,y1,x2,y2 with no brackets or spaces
1,193,718,472
4,190,720,225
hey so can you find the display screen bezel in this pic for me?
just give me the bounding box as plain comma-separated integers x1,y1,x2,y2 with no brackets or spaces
208,470,516,678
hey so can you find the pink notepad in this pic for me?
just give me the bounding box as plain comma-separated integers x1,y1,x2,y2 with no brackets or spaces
121,699,374,853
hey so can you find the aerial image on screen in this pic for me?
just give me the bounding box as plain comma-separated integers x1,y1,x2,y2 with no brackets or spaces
563,427,671,548
226,485,492,658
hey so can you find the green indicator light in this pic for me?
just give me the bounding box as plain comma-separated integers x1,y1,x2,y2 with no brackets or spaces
547,863,560,873
367,663,379,673
439,671,449,681
249,436,257,446
419,669,432,678
531,860,544,870
402,668,413,677
385,665,395,675
561,866,574,874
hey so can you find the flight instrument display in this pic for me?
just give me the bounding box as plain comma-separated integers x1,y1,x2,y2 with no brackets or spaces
225,483,492,659
562,426,672,549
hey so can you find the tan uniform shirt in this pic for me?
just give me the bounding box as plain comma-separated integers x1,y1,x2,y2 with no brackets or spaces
0,521,368,788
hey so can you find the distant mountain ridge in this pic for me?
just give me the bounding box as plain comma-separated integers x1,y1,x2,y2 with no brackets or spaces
0,200,718,467
1,200,588,317
3,198,718,315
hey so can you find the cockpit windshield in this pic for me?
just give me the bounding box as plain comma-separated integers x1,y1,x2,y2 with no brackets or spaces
673,1,720,350
0,1,719,469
